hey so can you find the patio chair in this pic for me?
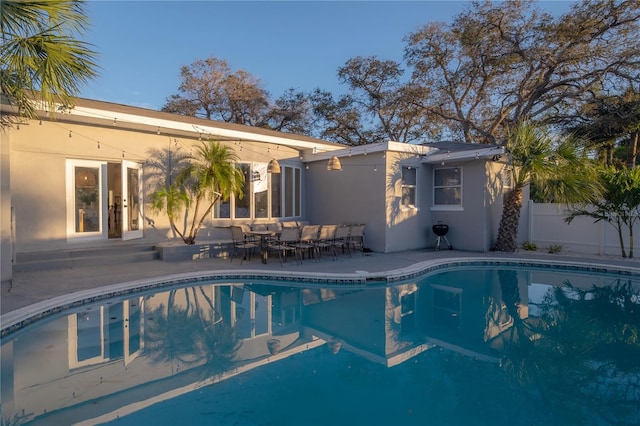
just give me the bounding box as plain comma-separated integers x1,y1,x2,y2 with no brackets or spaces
240,223,259,243
267,227,301,266
348,224,365,255
332,225,352,258
315,224,338,260
298,225,320,261
267,222,283,233
230,225,259,264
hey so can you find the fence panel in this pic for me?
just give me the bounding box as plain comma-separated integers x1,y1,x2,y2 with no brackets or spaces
528,201,640,257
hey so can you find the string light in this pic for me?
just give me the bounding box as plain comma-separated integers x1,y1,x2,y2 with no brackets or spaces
32,115,307,172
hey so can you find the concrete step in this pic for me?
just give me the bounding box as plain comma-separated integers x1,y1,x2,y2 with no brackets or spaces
14,244,160,272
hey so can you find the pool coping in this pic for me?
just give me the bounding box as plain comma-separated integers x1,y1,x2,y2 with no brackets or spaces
2,256,639,338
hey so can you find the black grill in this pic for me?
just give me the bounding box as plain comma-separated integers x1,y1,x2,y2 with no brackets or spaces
432,221,452,250
432,223,449,237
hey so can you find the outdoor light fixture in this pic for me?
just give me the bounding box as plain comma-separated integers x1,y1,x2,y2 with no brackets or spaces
267,159,281,174
327,155,342,171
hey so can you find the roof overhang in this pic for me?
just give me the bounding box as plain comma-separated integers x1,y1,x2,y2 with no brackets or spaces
1,96,342,153
420,145,505,164
302,141,437,162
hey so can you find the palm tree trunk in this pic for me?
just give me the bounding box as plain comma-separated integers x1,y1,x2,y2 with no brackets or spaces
629,222,634,259
616,217,627,258
494,185,524,252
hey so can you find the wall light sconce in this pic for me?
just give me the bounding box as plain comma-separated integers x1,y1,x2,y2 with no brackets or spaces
267,159,281,174
327,156,342,171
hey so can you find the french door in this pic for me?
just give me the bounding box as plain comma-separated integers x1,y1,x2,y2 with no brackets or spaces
67,159,142,241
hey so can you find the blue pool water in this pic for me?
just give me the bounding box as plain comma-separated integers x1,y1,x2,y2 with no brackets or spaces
1,264,639,425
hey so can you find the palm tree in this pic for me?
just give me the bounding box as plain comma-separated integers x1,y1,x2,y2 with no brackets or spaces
1,0,98,126
566,167,640,258
494,124,602,252
150,141,245,245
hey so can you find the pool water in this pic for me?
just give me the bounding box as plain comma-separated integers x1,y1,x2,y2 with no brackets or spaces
1,266,639,425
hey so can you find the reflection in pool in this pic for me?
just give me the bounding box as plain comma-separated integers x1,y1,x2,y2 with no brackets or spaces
1,267,639,425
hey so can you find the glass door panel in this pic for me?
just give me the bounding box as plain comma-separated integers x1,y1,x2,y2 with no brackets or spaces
74,166,100,233
121,160,143,240
67,159,106,240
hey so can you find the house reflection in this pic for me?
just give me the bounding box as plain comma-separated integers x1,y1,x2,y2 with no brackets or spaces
2,269,634,425
300,269,529,366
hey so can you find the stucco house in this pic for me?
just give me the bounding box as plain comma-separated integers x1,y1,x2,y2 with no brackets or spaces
0,97,518,285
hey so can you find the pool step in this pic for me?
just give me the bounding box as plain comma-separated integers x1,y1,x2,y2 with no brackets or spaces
14,244,160,272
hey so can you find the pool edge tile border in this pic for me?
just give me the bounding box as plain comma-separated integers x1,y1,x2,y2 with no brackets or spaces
2,256,639,338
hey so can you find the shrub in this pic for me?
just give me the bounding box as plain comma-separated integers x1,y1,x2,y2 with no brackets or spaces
547,244,563,254
522,241,537,251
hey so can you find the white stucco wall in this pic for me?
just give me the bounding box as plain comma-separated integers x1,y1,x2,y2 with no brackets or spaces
1,127,12,284
8,117,304,253
305,152,389,252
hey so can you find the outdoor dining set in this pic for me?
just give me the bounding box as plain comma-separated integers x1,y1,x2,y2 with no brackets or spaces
229,223,366,266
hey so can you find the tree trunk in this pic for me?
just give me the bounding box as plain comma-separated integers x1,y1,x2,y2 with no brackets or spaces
616,217,627,258
626,132,638,169
494,185,524,252
629,221,634,259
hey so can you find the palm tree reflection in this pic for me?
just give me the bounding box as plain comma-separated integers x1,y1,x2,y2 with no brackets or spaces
145,286,241,377
499,270,639,423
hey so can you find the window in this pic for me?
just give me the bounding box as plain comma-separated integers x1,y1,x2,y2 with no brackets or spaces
401,166,417,208
282,166,301,218
433,167,462,209
271,170,282,218
234,164,251,218
253,163,268,218
212,163,301,220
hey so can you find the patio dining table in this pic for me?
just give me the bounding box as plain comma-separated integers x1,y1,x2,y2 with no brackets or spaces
247,230,277,264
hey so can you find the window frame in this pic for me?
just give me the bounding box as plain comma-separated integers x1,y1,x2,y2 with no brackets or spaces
432,166,463,211
400,166,418,210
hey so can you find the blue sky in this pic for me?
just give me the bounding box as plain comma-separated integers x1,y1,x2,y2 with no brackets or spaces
80,1,574,111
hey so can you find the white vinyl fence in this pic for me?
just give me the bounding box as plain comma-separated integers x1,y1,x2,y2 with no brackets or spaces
528,201,640,257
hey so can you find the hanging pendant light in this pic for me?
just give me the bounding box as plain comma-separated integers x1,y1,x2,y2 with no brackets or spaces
327,155,342,171
75,169,97,188
267,159,281,174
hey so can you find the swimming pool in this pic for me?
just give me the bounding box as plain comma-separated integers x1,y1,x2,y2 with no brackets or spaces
1,261,639,425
